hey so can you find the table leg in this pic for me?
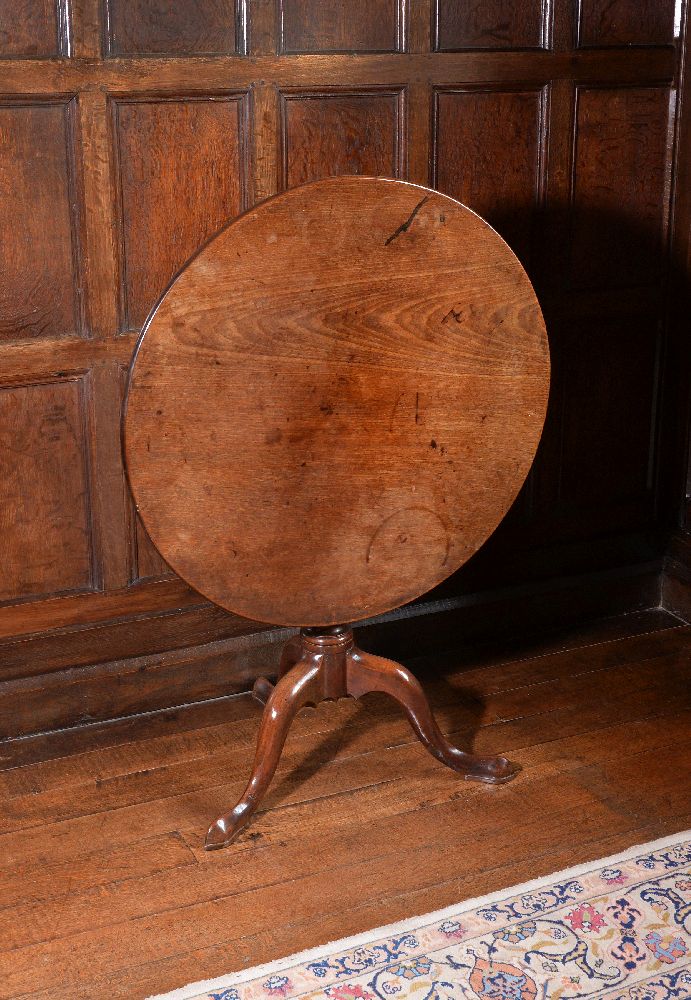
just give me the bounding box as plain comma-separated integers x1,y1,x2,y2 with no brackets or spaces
346,648,520,784
204,657,323,850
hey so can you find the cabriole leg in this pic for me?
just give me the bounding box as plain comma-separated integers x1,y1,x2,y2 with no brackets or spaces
346,648,519,784
205,657,323,850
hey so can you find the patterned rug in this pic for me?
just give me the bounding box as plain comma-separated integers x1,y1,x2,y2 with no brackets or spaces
150,831,691,1000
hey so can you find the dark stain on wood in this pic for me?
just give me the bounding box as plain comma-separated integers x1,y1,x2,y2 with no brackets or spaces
384,195,431,246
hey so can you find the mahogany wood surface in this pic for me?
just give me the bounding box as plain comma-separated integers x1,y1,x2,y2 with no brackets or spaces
125,176,550,627
0,611,688,998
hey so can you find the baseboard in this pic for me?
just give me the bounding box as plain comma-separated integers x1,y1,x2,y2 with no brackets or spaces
661,532,691,622
356,560,661,661
0,560,661,738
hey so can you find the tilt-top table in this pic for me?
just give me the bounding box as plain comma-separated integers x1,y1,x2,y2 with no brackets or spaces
124,176,550,850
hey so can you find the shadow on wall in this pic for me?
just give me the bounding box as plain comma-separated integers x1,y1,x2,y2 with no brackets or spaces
417,201,691,603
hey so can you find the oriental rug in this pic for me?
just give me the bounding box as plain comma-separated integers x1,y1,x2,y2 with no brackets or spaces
150,830,691,1000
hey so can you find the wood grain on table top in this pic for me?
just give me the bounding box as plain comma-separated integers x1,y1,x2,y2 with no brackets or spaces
125,177,550,626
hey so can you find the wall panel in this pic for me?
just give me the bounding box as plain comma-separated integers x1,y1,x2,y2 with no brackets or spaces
435,0,546,50
433,87,545,266
0,0,63,58
133,516,171,582
113,95,248,332
0,378,94,604
570,87,674,290
556,315,659,533
0,101,81,340
105,0,243,56
578,0,677,47
279,0,401,53
280,90,404,188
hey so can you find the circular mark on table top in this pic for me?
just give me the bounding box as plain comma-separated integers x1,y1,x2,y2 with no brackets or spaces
366,506,450,573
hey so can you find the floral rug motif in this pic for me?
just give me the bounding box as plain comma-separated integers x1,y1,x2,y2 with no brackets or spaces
150,831,691,1000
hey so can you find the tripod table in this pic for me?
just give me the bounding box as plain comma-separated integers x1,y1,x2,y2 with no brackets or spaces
123,176,550,850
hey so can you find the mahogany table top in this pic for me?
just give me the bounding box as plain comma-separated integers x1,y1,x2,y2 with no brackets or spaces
124,177,550,626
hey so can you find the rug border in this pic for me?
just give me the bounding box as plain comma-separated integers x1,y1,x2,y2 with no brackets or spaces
147,827,691,1000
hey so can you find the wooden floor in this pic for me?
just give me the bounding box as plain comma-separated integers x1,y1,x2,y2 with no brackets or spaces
0,609,690,999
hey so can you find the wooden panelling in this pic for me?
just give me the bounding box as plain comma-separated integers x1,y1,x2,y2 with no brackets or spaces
134,516,171,582
0,51,678,96
279,0,402,53
434,0,547,50
123,341,171,584
280,90,404,188
433,87,545,265
0,0,63,58
105,0,243,57
0,601,256,684
557,315,659,531
113,95,248,332
0,378,94,604
578,0,677,48
0,625,286,735
0,101,82,341
0,578,198,643
0,565,662,736
570,87,674,290
663,534,691,621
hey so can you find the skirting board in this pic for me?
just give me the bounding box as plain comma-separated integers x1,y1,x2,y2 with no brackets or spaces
0,560,661,739
662,532,691,622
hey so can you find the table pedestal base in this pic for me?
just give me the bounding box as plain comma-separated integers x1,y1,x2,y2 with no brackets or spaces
204,626,520,850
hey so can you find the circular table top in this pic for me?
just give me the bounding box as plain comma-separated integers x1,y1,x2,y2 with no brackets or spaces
124,177,550,627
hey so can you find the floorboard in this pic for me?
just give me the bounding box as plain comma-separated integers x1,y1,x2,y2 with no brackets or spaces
0,609,689,1000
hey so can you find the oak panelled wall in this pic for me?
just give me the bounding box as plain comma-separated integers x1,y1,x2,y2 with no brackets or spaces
0,377,94,602
0,0,689,735
433,87,546,266
280,90,405,187
434,1,547,50
0,1,69,57
280,1,403,53
570,87,674,291
113,95,249,333
577,1,678,47
105,0,245,56
0,100,83,340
